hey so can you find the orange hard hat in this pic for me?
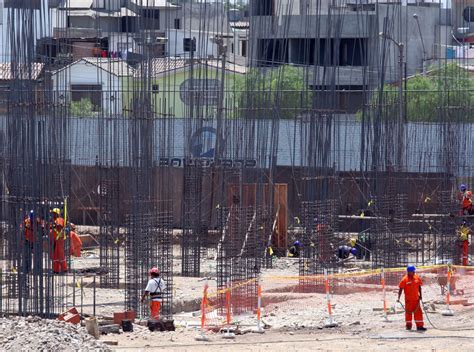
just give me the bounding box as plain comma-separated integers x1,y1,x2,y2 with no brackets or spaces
149,267,160,275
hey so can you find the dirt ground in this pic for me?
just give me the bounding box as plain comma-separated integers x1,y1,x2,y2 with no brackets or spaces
71,249,474,352
103,312,474,352
14,226,472,351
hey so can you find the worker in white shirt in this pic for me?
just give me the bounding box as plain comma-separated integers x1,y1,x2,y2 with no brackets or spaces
141,267,166,319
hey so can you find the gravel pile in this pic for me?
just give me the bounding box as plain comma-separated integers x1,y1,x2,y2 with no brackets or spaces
0,316,111,352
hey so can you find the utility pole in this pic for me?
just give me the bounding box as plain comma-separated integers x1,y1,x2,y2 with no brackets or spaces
379,32,405,171
211,35,229,160
413,14,426,75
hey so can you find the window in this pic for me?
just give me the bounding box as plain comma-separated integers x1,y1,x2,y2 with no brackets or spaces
121,16,137,32
180,79,220,106
141,9,160,30
464,7,474,22
253,0,274,16
71,84,102,111
152,84,159,93
241,40,247,57
174,18,181,30
183,38,196,52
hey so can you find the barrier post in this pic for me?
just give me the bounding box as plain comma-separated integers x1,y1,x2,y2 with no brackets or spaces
381,267,389,321
442,265,454,316
324,268,338,328
223,280,235,339
195,282,210,341
253,278,264,333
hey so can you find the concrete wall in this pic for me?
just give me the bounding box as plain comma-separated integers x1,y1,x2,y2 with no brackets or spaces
52,60,123,115
68,164,456,230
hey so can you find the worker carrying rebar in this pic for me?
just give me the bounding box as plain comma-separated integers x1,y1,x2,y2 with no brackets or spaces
69,223,82,258
457,221,470,266
50,208,67,273
141,267,166,320
288,240,301,257
458,184,473,215
337,245,357,260
397,265,426,331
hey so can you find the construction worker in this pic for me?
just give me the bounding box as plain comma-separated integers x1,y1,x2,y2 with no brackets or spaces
459,184,473,215
141,267,166,320
457,221,470,266
288,240,301,257
22,210,35,272
50,208,67,273
337,245,357,260
69,223,82,258
348,237,357,247
397,265,426,331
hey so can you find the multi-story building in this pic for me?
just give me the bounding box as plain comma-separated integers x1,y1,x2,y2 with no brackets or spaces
249,0,452,113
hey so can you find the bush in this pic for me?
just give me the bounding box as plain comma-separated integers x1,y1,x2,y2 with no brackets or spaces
70,98,95,117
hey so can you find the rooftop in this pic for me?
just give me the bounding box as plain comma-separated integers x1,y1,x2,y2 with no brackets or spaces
52,58,134,77
134,58,248,78
0,63,45,80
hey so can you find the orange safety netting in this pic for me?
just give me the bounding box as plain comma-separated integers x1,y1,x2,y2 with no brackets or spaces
196,265,474,333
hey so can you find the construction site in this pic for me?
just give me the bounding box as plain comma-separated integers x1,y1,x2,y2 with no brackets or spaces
1,0,474,350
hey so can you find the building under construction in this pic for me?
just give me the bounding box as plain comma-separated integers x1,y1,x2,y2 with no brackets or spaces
0,0,473,323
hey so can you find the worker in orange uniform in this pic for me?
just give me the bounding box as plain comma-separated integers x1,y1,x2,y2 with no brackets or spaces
69,223,82,257
457,221,470,266
459,184,473,215
50,208,67,273
141,267,166,320
22,210,35,272
397,265,426,331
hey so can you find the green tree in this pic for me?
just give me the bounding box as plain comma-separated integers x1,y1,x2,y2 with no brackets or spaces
236,65,311,119
362,63,474,122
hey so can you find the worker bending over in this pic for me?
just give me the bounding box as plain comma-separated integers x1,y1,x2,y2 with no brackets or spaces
337,245,357,260
397,265,426,331
69,223,82,258
288,241,301,257
141,267,166,320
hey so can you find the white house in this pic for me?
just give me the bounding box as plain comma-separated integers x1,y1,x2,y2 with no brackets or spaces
51,57,133,116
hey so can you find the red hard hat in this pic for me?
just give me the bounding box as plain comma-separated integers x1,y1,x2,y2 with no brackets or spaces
149,267,159,275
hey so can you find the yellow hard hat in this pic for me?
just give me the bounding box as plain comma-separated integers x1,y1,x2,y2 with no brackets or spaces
52,208,61,215
349,237,357,246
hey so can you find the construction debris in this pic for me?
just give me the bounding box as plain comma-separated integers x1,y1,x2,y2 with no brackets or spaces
0,316,110,351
